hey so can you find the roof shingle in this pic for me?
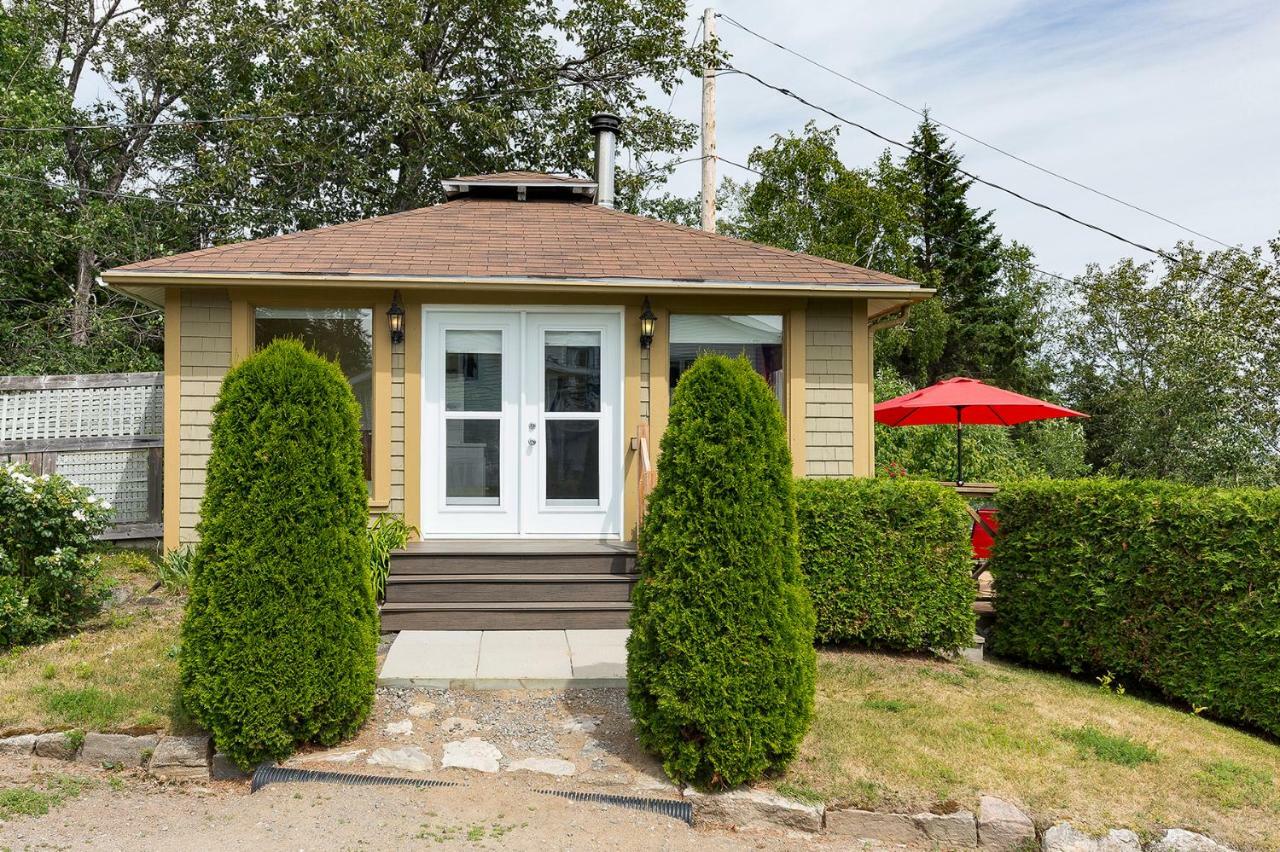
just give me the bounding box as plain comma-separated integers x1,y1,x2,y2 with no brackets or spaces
108,196,920,288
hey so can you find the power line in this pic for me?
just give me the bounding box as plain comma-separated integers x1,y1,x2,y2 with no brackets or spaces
720,64,1273,295
712,154,1079,287
0,76,629,134
717,11,1249,256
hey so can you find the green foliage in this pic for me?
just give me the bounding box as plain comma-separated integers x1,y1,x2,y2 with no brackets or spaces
721,119,1052,394
368,514,417,603
2,0,712,373
627,354,816,789
897,117,1050,394
39,684,131,729
873,371,1087,482
722,125,922,280
0,463,113,646
795,478,974,652
180,339,378,769
990,479,1280,738
1059,244,1280,486
1057,725,1159,767
157,547,195,594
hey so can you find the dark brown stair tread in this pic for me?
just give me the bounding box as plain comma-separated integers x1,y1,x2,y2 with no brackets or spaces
385,573,636,584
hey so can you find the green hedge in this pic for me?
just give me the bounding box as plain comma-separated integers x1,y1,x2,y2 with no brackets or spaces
628,354,816,789
181,340,379,768
796,478,975,652
990,479,1280,736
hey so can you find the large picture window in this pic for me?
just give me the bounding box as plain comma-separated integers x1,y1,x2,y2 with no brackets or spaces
254,307,374,476
669,314,785,408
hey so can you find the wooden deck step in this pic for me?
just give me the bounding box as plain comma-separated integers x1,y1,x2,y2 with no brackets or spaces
381,540,639,630
384,573,635,603
389,541,637,577
380,600,632,631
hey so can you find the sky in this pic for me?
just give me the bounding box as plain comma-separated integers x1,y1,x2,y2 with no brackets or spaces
651,0,1280,278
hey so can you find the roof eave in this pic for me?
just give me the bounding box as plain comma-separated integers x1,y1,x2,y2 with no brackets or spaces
100,268,933,303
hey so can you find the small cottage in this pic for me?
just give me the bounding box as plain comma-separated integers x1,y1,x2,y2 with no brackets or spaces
103,114,931,629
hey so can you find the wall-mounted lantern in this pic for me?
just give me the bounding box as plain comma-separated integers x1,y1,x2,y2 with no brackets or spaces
639,297,656,350
387,290,406,344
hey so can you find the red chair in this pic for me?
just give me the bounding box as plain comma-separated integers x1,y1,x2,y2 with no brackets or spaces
971,508,999,560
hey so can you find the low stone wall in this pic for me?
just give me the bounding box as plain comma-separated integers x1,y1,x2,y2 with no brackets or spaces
686,788,1236,852
0,729,247,781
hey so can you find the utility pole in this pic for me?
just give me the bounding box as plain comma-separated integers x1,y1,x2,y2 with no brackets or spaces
700,7,717,232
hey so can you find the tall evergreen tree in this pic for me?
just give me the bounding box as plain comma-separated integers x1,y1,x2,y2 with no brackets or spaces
897,117,1047,393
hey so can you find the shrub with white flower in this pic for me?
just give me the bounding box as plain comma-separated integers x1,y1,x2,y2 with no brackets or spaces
0,462,113,646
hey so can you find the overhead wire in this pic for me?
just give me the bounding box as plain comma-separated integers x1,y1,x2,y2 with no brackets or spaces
717,64,1274,295
716,11,1250,256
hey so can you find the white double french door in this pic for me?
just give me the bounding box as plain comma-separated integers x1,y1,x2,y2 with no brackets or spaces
422,308,622,537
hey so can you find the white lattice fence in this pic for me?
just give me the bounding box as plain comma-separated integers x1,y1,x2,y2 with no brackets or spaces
0,373,164,539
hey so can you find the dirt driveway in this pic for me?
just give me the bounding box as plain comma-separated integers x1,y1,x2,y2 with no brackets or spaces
0,687,839,851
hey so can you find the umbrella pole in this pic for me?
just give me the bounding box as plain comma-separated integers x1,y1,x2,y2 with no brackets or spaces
955,407,964,485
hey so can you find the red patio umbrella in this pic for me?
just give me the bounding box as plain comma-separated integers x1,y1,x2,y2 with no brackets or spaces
874,377,1086,484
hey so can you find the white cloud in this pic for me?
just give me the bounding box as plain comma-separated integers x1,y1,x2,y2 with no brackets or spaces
653,0,1280,276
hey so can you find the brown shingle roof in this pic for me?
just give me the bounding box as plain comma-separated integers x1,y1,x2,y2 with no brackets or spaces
107,196,920,288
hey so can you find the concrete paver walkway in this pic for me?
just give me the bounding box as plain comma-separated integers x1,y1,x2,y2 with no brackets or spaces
378,629,628,689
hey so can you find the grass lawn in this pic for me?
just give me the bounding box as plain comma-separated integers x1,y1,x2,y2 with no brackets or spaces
0,549,190,736
779,650,1280,850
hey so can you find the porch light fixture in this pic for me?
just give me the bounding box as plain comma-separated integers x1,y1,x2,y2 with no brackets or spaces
639,297,656,350
387,290,406,344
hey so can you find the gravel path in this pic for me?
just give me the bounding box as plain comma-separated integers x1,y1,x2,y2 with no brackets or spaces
0,688,840,850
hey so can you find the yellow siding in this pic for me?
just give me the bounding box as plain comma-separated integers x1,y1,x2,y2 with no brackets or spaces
168,288,877,545
387,344,406,517
177,288,232,542
805,299,856,478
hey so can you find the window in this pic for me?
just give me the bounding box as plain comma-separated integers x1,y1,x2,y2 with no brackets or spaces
254,307,374,476
669,314,785,407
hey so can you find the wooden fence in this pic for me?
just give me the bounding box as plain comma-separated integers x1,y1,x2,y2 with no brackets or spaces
0,372,163,540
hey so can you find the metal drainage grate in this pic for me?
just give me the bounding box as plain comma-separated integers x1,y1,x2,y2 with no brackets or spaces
536,788,693,825
250,764,460,794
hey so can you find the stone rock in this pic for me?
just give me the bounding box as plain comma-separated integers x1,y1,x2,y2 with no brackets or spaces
560,715,600,733
1148,829,1236,852
149,735,211,780
33,731,78,760
506,757,577,777
383,719,413,736
79,732,158,768
1041,823,1141,852
210,752,252,782
407,702,437,718
632,770,679,792
297,749,366,764
978,796,1036,850
0,734,36,756
915,810,979,848
826,809,926,844
440,717,479,736
686,788,824,833
441,738,502,774
367,746,433,772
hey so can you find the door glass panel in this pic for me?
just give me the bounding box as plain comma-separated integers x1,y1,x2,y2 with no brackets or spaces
446,419,500,504
544,330,601,413
545,420,600,503
445,330,502,412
